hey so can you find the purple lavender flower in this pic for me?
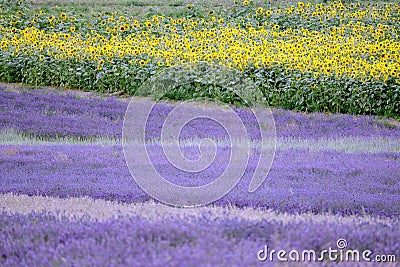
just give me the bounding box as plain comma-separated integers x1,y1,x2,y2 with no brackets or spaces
1,144,399,217
0,212,398,266
1,87,399,140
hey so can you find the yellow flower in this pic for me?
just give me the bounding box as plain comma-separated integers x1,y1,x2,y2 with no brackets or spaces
298,2,305,8
243,0,249,5
97,65,102,71
60,13,67,20
69,27,75,33
39,55,44,61
273,24,280,30
139,60,146,66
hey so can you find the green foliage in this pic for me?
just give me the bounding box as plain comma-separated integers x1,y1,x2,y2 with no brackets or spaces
249,67,399,117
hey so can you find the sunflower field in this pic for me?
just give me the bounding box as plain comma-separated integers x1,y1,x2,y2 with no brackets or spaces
0,0,399,117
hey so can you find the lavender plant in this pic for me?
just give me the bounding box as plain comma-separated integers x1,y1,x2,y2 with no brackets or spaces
0,212,398,266
1,87,399,140
1,144,399,217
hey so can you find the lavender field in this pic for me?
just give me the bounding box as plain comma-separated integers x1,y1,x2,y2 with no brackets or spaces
1,85,399,266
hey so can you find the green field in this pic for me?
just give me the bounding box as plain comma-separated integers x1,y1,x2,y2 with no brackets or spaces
17,0,396,19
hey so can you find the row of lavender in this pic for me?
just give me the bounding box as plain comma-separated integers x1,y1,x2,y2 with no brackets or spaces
1,144,399,217
1,87,399,139
1,211,399,266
